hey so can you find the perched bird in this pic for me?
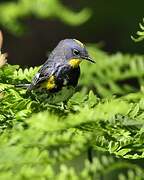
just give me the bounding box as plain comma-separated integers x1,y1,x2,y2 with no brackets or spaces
18,39,95,104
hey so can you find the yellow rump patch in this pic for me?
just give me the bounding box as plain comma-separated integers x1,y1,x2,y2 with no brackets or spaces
73,39,84,48
41,75,56,90
69,58,81,68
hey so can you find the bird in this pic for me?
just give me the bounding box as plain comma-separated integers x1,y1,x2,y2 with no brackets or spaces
17,39,95,104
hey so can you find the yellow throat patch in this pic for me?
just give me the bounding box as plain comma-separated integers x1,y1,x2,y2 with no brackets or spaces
69,59,81,68
41,75,56,90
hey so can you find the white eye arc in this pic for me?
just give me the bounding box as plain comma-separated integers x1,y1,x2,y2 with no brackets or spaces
73,49,80,56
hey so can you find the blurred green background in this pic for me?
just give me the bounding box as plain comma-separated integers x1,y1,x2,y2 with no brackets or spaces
0,0,143,66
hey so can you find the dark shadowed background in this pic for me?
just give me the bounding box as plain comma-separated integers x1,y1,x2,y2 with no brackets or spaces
0,0,144,66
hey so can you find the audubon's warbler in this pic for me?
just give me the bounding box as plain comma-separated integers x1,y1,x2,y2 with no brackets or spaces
19,39,95,104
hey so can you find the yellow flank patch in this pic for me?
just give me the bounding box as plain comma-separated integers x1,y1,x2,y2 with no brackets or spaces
69,58,81,68
41,75,56,90
73,39,84,48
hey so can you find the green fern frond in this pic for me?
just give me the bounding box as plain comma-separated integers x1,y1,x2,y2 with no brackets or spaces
80,46,144,97
131,18,144,42
1,47,144,178
13,66,40,82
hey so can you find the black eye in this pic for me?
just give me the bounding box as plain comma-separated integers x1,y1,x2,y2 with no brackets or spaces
73,49,80,56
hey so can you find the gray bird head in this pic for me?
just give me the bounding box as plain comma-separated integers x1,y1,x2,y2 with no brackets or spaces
51,39,95,68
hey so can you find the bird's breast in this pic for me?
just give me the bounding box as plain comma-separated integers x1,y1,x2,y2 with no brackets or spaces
56,66,80,88
40,66,80,92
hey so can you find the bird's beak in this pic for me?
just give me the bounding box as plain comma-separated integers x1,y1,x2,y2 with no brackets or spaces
81,56,95,63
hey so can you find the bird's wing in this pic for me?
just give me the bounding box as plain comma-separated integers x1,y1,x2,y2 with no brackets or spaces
28,64,54,90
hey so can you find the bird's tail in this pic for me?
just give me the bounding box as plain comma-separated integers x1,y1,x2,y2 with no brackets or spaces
15,84,31,89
